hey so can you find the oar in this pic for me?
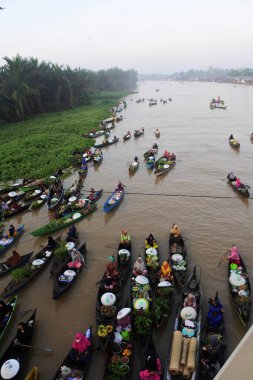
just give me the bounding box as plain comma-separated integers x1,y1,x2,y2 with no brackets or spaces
217,250,229,267
17,343,53,352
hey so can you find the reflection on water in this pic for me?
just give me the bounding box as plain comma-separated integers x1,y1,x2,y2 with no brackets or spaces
1,81,253,379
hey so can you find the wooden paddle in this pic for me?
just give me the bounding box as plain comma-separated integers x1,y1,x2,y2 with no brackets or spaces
17,343,53,352
217,250,229,266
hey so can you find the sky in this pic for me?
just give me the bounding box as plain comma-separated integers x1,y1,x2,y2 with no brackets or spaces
0,0,253,74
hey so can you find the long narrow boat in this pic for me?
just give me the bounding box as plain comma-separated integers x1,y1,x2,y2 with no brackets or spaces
24,189,43,202
139,335,162,378
0,224,25,256
123,132,131,140
29,195,47,210
87,189,103,204
198,293,226,380
103,190,124,213
52,326,93,380
134,129,144,137
228,251,251,327
164,266,202,380
154,157,176,176
52,242,87,299
227,179,250,198
210,104,227,110
96,276,122,350
229,137,240,148
0,296,18,343
19,169,72,193
30,204,96,237
153,278,174,328
1,238,61,299
47,180,64,211
93,151,103,165
0,203,31,220
168,232,188,289
0,309,37,380
56,198,91,219
0,179,35,196
117,242,132,282
24,367,38,380
93,138,119,149
0,252,33,278
84,130,109,138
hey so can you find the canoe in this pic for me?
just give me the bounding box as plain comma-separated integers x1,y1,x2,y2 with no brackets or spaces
96,277,122,350
2,191,26,204
19,170,71,193
198,293,226,380
0,252,33,278
93,152,103,165
30,204,97,237
123,133,131,140
144,147,158,160
52,326,93,380
24,367,38,380
0,296,18,343
103,190,124,213
155,131,160,138
227,180,250,198
134,129,144,137
228,252,251,327
52,242,87,299
0,179,35,195
129,161,139,174
1,238,61,299
47,180,64,211
0,309,37,380
56,198,90,219
154,157,176,176
0,203,31,220
139,335,162,377
146,156,155,170
0,224,25,256
88,189,103,204
24,189,43,202
229,138,240,148
153,278,174,328
168,233,188,290
29,195,47,210
100,122,116,130
117,242,132,282
93,138,119,148
84,130,109,138
144,242,160,285
164,266,202,380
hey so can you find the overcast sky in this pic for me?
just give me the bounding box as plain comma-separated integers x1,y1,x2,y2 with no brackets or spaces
0,0,253,74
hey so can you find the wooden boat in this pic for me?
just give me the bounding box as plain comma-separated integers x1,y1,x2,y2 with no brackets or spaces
0,224,25,256
0,252,33,278
103,190,124,213
129,161,139,174
227,179,250,198
228,251,251,327
143,146,158,160
2,191,26,204
24,367,38,380
47,180,64,211
52,326,92,380
93,151,103,165
30,204,96,237
52,242,87,299
0,309,37,380
0,296,18,343
154,156,176,176
117,242,132,282
198,293,226,380
0,179,35,196
164,266,202,380
123,132,131,140
85,189,103,204
210,104,227,110
153,279,174,328
155,131,160,138
29,195,47,210
1,238,61,299
0,202,31,220
96,277,122,350
19,169,71,193
93,138,119,149
84,130,109,138
134,129,144,137
139,335,162,378
56,198,90,219
168,233,188,289
146,156,155,170
229,138,240,148
24,189,43,202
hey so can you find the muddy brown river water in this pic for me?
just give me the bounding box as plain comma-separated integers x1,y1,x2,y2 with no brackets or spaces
1,80,253,379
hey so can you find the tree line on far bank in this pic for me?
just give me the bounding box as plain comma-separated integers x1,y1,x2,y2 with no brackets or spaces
0,55,138,122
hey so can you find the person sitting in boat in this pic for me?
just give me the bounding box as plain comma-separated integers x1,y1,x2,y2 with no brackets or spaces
69,332,91,365
133,256,147,276
229,134,234,141
235,177,241,189
169,152,176,161
80,159,87,171
104,276,118,292
127,130,131,135
201,335,223,380
113,135,117,141
11,201,21,211
105,256,119,280
211,98,216,104
95,148,102,155
134,156,139,163
116,181,125,192
1,201,9,212
88,188,96,202
140,354,162,380
46,235,58,250
163,150,170,159
119,229,131,250
227,244,241,266
6,250,22,268
227,172,236,182
55,167,63,177
14,320,33,350
152,143,158,149
207,297,224,330
183,293,197,310
159,261,173,281
145,233,158,249
0,300,13,326
170,224,181,237
8,225,16,238
67,225,78,242
68,248,85,269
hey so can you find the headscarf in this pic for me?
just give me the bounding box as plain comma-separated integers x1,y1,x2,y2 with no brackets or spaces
228,246,240,261
184,294,197,310
71,248,84,264
161,261,171,277
121,229,127,235
72,333,91,353
134,257,146,272
106,261,118,276
170,224,180,237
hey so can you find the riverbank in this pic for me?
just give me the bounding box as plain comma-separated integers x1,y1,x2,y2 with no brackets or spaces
0,91,127,181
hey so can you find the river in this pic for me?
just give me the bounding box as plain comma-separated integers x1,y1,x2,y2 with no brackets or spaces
1,80,253,379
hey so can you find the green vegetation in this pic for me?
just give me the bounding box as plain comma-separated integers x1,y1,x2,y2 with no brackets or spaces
11,264,33,283
0,92,127,181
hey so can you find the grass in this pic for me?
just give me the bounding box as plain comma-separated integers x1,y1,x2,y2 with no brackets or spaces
0,91,127,181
